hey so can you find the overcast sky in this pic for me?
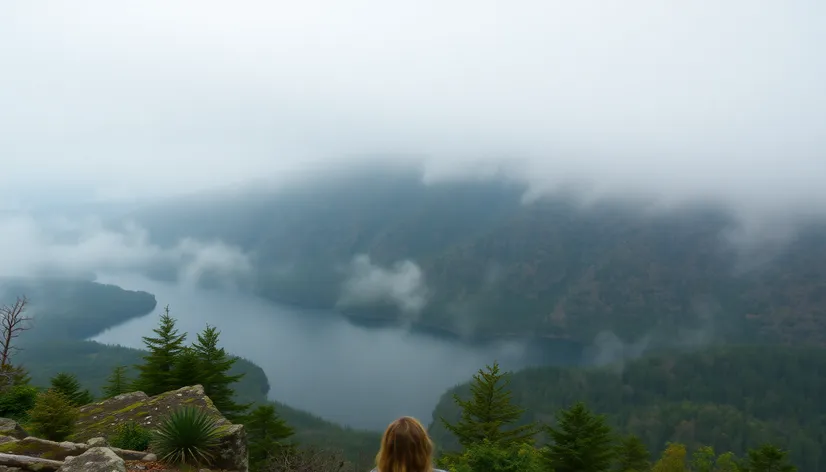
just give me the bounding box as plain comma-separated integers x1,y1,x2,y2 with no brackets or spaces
1,1,824,215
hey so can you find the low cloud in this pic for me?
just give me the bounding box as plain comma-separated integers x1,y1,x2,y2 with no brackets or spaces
0,212,252,286
338,254,428,316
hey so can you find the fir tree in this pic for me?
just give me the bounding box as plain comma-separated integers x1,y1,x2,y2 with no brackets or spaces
542,401,615,472
440,361,538,448
615,434,650,472
133,305,186,396
49,372,94,406
103,366,131,399
244,404,295,469
192,324,248,419
742,444,796,472
172,347,203,389
29,389,79,441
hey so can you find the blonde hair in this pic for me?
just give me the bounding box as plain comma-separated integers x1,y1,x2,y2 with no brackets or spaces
375,416,434,472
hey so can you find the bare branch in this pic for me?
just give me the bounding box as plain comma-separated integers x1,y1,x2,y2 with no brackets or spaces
0,295,32,368
264,447,353,472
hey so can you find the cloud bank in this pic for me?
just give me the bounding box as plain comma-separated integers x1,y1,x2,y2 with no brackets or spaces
338,255,429,316
0,212,252,286
1,0,824,220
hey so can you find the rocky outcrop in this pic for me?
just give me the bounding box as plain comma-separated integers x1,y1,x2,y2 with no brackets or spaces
0,421,26,441
0,385,247,471
74,385,230,441
74,385,247,471
59,447,125,472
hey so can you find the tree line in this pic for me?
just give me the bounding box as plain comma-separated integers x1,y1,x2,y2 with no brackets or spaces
437,362,797,472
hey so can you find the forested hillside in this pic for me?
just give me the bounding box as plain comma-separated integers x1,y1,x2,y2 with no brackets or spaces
430,345,826,471
127,168,826,345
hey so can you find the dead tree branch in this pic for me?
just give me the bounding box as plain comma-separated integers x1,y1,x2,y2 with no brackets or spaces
0,295,32,368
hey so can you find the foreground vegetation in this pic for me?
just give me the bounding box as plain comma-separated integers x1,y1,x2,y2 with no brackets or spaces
435,362,799,472
431,348,826,471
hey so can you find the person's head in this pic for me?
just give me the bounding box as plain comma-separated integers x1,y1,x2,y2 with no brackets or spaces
375,416,434,472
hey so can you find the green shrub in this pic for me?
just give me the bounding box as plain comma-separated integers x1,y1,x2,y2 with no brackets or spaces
438,440,543,472
0,384,38,421
151,406,222,466
28,389,78,441
110,421,152,451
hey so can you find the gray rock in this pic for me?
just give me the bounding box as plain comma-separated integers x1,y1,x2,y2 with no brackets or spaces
58,447,125,472
213,423,248,472
0,437,88,461
86,437,107,447
0,437,17,446
0,419,27,440
0,452,62,472
108,447,147,461
0,466,22,472
141,453,157,462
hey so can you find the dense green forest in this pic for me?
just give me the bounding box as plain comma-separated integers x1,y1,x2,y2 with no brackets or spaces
430,346,826,471
126,168,826,345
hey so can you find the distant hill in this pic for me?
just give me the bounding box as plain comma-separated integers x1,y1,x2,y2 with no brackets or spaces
126,168,826,346
429,345,826,472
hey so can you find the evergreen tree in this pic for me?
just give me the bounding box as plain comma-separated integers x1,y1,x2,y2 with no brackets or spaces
244,404,295,469
133,305,186,396
29,389,79,441
102,366,132,399
172,347,203,389
542,401,614,472
440,361,538,448
191,324,248,419
615,434,650,472
742,444,796,472
49,372,94,406
651,443,688,472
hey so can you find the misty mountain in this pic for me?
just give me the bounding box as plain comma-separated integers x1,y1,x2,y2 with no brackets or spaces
125,168,826,347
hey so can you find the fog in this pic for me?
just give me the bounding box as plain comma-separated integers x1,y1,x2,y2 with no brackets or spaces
2,1,825,221
0,212,251,286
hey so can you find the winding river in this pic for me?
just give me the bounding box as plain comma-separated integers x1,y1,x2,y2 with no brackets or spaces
92,273,582,430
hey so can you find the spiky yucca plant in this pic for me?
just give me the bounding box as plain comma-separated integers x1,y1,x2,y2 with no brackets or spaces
151,406,222,466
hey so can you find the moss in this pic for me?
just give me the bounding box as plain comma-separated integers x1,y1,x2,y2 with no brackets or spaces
0,439,77,459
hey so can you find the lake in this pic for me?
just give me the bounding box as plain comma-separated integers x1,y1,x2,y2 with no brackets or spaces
92,273,582,430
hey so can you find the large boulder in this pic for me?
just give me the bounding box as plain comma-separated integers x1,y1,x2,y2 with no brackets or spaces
0,421,26,441
0,437,88,460
58,447,125,472
73,385,247,471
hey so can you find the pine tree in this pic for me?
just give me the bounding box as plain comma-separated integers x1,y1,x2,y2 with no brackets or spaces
742,444,796,472
103,366,131,399
29,389,79,441
192,324,248,419
172,347,203,389
49,372,94,406
440,361,538,448
245,404,296,469
133,305,186,396
615,434,650,472
542,401,615,472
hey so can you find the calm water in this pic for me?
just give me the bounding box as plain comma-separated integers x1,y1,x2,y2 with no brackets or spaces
92,273,581,430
